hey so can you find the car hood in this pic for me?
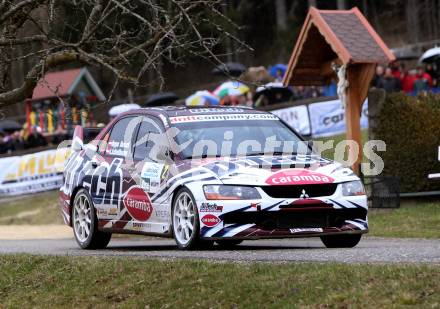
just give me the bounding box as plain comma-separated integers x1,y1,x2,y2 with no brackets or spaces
179,154,359,186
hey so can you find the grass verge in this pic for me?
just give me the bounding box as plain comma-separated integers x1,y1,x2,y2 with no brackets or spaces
368,201,440,238
1,255,440,308
0,191,62,225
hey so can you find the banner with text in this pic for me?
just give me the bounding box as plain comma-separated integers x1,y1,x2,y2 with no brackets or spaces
309,99,368,137
271,105,311,135
0,148,70,197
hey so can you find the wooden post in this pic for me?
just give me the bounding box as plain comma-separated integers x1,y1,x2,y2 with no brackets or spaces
345,63,376,175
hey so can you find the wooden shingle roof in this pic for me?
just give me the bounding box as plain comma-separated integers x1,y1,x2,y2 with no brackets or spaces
283,7,395,86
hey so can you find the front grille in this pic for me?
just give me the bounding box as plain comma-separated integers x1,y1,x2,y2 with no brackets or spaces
222,208,367,229
261,184,337,198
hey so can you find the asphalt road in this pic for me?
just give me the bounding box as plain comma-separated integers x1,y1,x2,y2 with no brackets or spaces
1,236,440,263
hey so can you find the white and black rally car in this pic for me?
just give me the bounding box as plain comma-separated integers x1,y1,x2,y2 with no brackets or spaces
60,106,368,249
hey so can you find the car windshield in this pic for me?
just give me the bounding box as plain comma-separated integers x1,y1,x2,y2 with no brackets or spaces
171,114,305,159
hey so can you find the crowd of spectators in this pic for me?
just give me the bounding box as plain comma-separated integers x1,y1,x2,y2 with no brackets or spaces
0,126,47,154
371,62,438,94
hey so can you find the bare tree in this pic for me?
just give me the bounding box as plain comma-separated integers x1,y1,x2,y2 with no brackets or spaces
0,0,249,107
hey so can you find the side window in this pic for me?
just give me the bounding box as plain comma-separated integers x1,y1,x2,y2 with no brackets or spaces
133,117,163,161
106,116,140,157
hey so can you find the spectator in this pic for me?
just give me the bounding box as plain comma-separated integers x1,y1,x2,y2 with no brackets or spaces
425,63,438,87
390,61,402,79
322,79,337,97
401,69,417,94
371,65,385,88
414,66,433,94
375,67,401,93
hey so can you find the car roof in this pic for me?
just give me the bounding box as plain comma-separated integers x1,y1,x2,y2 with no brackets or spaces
119,105,268,119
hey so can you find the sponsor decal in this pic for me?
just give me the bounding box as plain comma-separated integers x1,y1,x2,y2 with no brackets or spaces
201,214,220,227
108,208,118,215
200,203,223,212
132,222,151,230
160,164,169,181
290,228,323,234
155,210,170,218
97,209,108,216
123,186,153,222
141,162,164,193
106,140,130,157
189,108,245,114
265,169,334,185
250,202,261,210
169,113,278,124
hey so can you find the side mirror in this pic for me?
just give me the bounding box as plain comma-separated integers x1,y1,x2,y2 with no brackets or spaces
71,125,84,152
72,137,83,152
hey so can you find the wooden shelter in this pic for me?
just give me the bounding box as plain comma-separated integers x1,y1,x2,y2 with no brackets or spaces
283,7,395,174
25,67,105,135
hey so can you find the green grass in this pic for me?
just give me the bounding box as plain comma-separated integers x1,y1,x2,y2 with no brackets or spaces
313,129,369,161
1,255,440,308
0,191,62,225
368,202,440,239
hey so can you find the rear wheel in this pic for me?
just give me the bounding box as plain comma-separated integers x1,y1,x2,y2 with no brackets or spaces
320,234,362,248
72,189,111,249
172,188,211,249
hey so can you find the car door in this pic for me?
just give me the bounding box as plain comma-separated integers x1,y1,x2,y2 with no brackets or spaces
130,116,172,230
92,115,140,221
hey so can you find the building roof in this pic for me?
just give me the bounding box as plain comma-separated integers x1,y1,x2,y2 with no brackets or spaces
31,67,106,101
283,7,395,86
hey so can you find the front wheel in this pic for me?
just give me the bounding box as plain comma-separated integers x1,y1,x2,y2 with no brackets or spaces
172,188,208,250
72,189,111,249
320,234,362,248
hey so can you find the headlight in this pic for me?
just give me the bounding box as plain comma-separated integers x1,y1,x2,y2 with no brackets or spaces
341,181,365,196
203,185,261,200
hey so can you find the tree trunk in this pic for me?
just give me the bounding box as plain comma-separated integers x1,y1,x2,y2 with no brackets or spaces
275,0,287,32
337,0,347,10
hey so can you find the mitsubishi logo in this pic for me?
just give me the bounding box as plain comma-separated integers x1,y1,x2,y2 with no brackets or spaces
300,189,309,199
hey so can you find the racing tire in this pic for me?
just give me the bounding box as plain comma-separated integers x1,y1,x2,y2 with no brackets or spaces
215,240,243,248
72,189,112,249
172,188,209,250
320,234,362,248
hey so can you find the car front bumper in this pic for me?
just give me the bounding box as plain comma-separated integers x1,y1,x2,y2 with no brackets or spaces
197,195,368,240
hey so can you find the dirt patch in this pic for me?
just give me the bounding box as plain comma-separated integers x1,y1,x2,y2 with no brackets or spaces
0,225,72,240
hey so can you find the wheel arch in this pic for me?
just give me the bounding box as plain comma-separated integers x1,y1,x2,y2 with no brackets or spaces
69,186,85,227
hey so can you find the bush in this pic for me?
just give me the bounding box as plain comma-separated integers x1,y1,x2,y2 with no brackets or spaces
372,92,440,192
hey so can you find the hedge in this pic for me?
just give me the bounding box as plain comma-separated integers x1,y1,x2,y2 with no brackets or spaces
372,92,440,193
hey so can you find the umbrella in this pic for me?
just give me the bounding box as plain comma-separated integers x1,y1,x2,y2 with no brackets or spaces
144,92,179,106
391,47,418,60
212,62,246,77
108,103,141,117
253,82,293,105
0,119,22,132
269,64,287,79
420,47,440,63
185,91,219,107
213,81,250,98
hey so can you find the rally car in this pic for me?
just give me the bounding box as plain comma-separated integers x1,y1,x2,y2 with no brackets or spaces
60,106,368,250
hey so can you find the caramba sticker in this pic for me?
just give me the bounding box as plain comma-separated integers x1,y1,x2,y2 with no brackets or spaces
265,169,334,185
123,186,153,221
201,214,220,227
140,162,164,193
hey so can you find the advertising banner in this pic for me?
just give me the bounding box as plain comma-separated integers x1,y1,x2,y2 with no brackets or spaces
271,105,311,135
0,148,70,196
308,99,368,137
